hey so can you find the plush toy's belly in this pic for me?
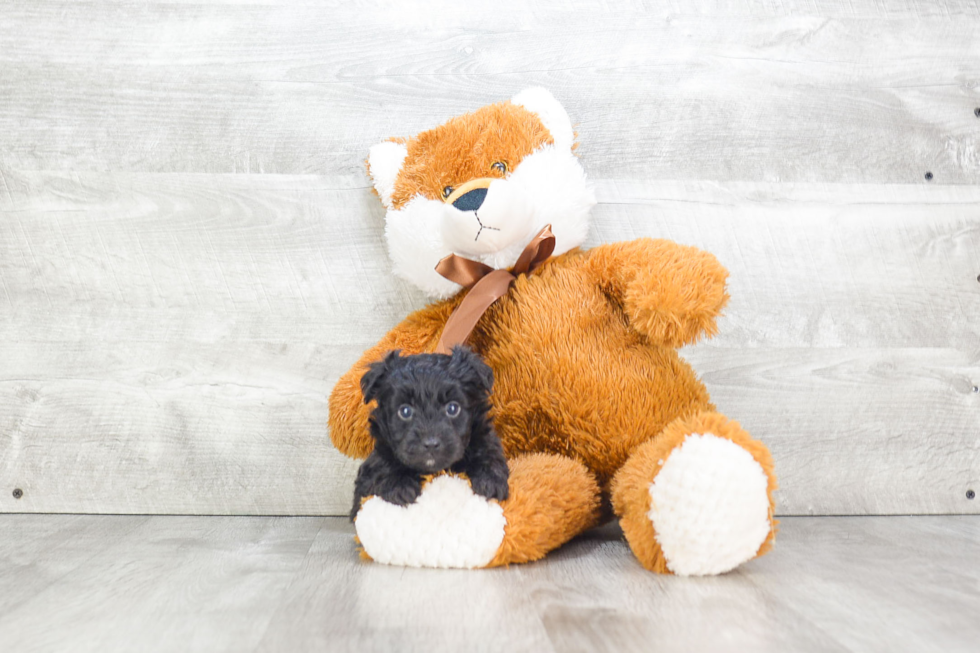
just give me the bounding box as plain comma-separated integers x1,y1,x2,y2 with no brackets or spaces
469,263,713,486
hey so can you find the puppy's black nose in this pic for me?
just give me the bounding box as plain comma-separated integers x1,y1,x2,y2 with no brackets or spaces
452,188,487,212
422,436,441,450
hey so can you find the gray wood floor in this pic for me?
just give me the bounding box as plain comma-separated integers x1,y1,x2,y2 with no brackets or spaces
0,514,977,653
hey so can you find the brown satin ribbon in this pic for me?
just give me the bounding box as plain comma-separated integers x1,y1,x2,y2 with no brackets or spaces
433,225,556,355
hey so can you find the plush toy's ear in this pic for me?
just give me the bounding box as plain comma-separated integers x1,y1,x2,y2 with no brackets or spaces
449,345,494,394
360,350,402,403
367,141,408,210
511,87,575,152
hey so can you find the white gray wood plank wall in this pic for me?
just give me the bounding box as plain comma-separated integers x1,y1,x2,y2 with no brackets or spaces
1,0,978,515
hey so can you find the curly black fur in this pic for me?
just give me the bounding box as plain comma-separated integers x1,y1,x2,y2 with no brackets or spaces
351,345,510,520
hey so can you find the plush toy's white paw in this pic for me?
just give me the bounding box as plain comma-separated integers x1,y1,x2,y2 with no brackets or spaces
355,474,506,569
647,433,772,576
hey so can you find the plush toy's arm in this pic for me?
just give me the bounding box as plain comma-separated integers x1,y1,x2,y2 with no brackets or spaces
328,299,458,459
585,239,729,347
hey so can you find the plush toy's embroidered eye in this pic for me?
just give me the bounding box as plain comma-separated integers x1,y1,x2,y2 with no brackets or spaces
491,161,507,174
445,402,461,418
442,186,454,199
398,405,414,421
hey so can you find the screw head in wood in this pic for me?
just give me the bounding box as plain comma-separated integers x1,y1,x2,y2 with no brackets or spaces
12,488,23,499
924,172,933,181
968,490,976,500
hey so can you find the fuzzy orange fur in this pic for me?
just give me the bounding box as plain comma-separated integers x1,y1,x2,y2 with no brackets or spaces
487,453,601,567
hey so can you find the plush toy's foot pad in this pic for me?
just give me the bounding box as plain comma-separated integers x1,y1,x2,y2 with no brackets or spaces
355,474,506,569
612,412,777,576
355,454,601,569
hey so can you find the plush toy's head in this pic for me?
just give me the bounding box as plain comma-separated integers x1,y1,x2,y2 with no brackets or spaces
367,88,596,298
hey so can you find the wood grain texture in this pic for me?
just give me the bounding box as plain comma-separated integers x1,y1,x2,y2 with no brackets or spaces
2,174,978,515
1,2,978,183
1,0,979,516
255,518,557,653
0,515,322,653
688,347,980,515
1,515,978,653
597,180,980,349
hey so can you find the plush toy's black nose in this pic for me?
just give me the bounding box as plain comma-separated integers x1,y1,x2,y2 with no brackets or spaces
452,188,487,212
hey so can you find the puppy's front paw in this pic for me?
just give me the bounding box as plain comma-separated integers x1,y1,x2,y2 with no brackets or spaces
379,475,422,506
468,463,509,502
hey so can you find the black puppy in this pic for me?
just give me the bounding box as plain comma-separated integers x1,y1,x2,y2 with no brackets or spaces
350,346,509,520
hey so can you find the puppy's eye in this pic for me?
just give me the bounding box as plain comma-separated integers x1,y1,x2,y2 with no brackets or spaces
442,186,454,199
491,161,507,174
398,405,414,421
445,401,461,418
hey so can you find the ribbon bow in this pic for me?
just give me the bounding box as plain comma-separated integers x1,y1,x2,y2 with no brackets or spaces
433,225,556,355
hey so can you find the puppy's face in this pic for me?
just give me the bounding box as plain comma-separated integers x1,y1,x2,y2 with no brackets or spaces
361,347,493,473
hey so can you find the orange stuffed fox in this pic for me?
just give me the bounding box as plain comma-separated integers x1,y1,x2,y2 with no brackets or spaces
329,88,777,575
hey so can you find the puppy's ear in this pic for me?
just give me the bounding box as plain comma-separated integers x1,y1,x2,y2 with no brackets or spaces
360,350,401,404
449,345,494,393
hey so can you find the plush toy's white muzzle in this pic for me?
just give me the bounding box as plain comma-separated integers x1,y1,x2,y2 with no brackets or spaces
441,179,536,256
